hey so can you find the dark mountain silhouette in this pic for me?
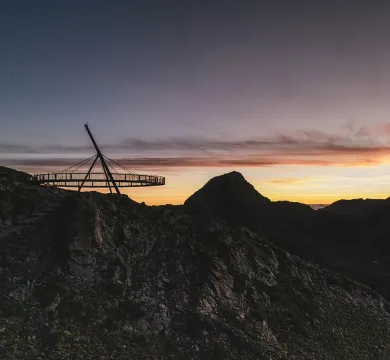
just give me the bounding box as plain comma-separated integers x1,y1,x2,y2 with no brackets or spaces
185,171,390,300
321,198,384,217
186,172,332,258
1,167,390,358
185,171,271,213
185,171,272,233
185,171,318,234
0,165,32,184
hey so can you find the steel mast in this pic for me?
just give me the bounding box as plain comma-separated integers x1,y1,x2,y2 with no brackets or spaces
78,124,121,194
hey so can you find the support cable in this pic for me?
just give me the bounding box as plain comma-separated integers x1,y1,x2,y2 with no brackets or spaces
62,155,95,173
71,158,94,173
60,155,96,174
104,157,135,184
104,157,126,181
103,155,138,175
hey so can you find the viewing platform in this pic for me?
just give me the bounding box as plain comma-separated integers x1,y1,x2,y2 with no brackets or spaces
29,172,165,188
25,124,166,195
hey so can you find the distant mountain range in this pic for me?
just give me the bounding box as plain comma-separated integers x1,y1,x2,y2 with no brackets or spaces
320,198,386,216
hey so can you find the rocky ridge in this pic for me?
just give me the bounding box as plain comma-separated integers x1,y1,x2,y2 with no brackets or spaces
0,168,389,359
185,171,390,300
321,198,384,217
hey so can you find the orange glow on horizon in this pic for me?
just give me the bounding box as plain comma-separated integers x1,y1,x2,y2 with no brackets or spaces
60,185,390,206
31,160,390,207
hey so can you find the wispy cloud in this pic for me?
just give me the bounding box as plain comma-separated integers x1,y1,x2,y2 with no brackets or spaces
0,154,382,172
3,123,390,154
0,144,38,153
264,177,309,185
2,123,390,171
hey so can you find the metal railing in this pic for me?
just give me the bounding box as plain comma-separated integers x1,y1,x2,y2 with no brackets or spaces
29,172,165,188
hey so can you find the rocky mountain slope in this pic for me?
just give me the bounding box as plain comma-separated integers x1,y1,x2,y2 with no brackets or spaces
185,172,390,300
1,168,390,359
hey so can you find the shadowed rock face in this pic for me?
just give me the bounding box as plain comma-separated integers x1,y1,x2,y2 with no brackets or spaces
0,173,390,359
185,172,390,301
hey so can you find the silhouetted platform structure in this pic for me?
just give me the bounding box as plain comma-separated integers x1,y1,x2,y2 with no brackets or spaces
28,124,165,195
30,173,165,188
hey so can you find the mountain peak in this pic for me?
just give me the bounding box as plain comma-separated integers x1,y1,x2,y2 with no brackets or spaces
220,170,245,180
204,171,253,190
184,171,271,224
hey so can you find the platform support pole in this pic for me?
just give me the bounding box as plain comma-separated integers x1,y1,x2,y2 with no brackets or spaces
78,155,99,192
102,165,113,194
84,124,120,195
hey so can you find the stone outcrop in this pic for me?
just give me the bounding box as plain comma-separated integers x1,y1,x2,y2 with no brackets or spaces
0,169,390,359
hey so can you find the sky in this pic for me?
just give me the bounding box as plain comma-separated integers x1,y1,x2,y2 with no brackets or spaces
2,1,390,204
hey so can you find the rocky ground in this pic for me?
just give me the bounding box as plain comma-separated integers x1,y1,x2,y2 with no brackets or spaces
0,170,390,359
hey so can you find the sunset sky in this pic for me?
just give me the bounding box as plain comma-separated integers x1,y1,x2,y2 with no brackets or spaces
2,1,390,205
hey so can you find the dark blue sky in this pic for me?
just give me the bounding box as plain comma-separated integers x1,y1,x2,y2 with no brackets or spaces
2,1,390,203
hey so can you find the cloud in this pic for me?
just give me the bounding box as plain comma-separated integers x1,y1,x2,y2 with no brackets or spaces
264,178,308,185
2,123,390,154
0,154,382,173
2,122,390,171
0,144,38,153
